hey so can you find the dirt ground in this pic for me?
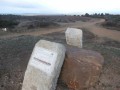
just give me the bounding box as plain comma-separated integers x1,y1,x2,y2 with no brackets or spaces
0,18,120,42
0,18,120,90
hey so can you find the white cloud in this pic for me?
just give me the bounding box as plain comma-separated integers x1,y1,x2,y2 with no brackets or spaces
40,0,120,14
0,0,120,14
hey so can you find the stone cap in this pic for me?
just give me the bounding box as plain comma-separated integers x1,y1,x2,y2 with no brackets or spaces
35,40,66,52
65,27,83,37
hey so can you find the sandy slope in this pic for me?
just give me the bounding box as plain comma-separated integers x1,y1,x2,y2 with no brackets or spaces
0,18,120,41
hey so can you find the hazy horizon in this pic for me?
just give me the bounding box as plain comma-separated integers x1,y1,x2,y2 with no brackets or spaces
0,0,120,15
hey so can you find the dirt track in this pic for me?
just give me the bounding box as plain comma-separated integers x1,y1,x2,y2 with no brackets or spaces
0,18,120,41
67,19,120,41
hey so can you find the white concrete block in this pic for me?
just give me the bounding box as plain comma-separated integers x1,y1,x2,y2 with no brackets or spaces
22,40,66,90
65,28,83,48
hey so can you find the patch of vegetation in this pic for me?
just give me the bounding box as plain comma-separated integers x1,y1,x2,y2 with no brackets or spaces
102,15,120,31
0,20,19,28
11,21,60,32
82,13,105,18
0,14,20,28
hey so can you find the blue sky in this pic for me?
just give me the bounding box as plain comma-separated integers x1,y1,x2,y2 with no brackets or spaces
0,0,120,15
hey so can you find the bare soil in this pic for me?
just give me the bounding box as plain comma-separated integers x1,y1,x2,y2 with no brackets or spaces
0,18,120,42
0,18,120,90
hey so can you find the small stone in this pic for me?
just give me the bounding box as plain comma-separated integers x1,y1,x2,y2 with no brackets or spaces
65,28,83,48
60,46,104,90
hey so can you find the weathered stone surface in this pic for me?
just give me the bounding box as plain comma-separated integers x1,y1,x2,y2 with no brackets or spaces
65,28,83,48
60,46,104,90
22,40,66,90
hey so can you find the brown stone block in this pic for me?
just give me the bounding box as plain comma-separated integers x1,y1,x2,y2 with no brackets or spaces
60,46,104,90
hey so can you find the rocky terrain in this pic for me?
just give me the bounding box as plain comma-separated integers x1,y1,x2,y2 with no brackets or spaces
0,16,120,90
0,29,120,90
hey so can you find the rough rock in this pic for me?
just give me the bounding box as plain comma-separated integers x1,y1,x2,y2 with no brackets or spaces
22,40,66,90
60,46,104,90
65,28,83,48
